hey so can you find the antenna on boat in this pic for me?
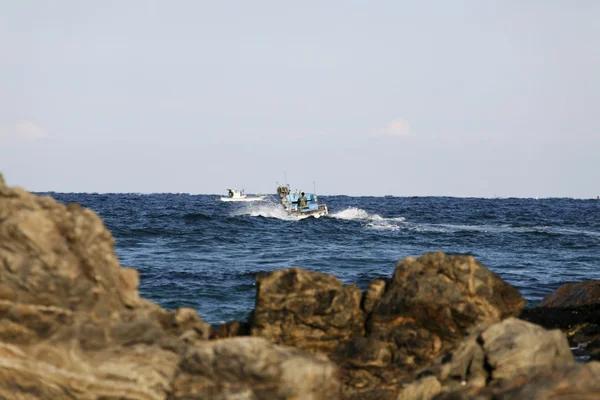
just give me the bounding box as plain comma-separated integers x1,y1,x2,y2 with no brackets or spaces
284,171,287,185
313,181,316,194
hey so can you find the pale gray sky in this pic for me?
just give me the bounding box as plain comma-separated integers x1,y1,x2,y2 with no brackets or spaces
1,1,598,197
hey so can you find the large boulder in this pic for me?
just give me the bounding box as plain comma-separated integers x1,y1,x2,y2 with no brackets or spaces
367,252,525,369
398,318,575,400
0,174,147,315
0,173,341,399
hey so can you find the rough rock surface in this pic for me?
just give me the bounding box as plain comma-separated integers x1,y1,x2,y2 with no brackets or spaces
250,252,526,397
173,337,340,399
0,173,341,399
539,280,600,307
368,253,525,364
251,267,365,354
397,318,575,400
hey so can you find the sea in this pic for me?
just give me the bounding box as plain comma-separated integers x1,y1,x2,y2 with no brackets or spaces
44,193,600,325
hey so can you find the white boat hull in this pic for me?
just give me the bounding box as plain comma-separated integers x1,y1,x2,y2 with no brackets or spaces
219,196,266,202
286,204,328,219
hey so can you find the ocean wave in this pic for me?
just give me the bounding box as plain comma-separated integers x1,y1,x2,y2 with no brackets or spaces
182,212,211,221
231,203,306,221
404,223,600,238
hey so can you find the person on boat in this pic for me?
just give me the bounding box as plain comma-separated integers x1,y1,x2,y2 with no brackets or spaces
298,192,308,209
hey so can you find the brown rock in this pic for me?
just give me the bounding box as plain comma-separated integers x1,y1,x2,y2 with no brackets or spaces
251,267,365,354
399,318,575,400
363,279,386,314
247,253,526,398
118,268,143,308
211,320,251,339
333,337,393,368
0,341,180,400
466,362,600,400
539,280,600,307
0,178,149,316
368,252,525,370
173,337,341,400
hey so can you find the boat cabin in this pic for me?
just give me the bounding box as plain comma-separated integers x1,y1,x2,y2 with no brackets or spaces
285,192,320,212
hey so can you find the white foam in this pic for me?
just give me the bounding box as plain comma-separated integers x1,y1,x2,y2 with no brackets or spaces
330,207,406,230
330,207,371,220
232,202,299,221
366,221,400,231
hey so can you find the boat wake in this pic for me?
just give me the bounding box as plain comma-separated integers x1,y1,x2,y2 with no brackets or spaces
405,223,600,238
330,207,406,230
231,202,303,221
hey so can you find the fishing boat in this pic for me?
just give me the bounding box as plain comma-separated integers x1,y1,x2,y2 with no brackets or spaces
219,189,265,202
276,184,328,218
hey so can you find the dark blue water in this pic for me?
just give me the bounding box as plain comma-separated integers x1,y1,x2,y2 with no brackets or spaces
43,193,600,324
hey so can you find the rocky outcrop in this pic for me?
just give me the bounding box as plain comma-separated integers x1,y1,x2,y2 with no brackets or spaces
5,171,600,399
397,318,576,399
539,280,600,307
249,252,526,397
0,173,340,399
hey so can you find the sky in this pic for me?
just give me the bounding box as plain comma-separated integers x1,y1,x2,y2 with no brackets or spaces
1,1,598,197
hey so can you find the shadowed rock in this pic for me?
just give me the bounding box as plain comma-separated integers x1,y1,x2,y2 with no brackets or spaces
249,252,527,398
539,280,600,307
521,296,600,358
398,318,575,400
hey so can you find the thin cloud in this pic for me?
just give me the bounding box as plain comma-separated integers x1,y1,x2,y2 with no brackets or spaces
374,119,414,137
0,121,49,141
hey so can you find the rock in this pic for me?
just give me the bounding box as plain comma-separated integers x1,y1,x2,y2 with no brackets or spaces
363,279,386,314
251,267,365,354
248,253,526,398
587,338,600,361
368,253,525,370
173,337,341,400
539,280,600,307
118,268,143,308
398,318,575,400
526,282,600,359
0,178,149,316
333,337,394,368
0,341,181,400
397,376,442,400
472,362,600,400
520,303,600,356
210,320,251,339
0,174,340,399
